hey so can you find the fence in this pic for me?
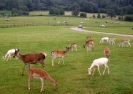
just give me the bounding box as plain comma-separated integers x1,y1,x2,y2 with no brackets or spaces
0,23,132,28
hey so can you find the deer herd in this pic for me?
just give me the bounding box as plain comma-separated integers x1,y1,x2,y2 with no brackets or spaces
2,35,131,92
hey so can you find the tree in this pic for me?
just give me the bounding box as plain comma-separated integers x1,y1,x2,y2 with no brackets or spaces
49,7,64,15
106,9,116,18
80,12,87,18
0,3,4,10
71,2,80,16
97,13,101,18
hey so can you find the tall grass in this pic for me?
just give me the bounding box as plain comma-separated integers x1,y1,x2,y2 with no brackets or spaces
0,18,133,94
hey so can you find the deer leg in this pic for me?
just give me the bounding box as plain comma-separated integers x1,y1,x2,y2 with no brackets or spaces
40,78,44,92
103,65,107,74
22,64,27,75
6,55,9,61
58,58,61,64
76,47,77,51
62,57,65,65
87,46,88,52
40,61,45,68
92,68,95,75
28,64,31,69
128,43,131,47
106,66,109,74
97,66,101,75
28,74,32,90
52,57,55,66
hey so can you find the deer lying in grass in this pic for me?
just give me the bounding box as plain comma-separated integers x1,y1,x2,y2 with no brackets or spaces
14,49,47,75
70,43,77,51
99,37,109,44
28,68,58,92
118,39,131,47
83,39,94,52
104,48,110,58
88,57,109,75
108,38,116,45
51,47,71,66
3,49,18,61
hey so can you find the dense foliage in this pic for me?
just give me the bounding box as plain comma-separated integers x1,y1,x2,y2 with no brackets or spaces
0,0,133,21
0,0,133,15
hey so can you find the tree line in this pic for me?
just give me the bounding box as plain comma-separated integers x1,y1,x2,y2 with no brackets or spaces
0,0,133,21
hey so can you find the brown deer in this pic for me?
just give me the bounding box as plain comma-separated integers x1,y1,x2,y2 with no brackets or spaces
118,39,131,47
86,36,91,41
28,68,58,92
51,47,71,66
70,43,77,51
83,39,94,51
104,48,110,58
14,49,47,75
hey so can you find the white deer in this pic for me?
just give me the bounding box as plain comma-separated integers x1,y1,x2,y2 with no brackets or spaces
3,49,18,61
88,57,109,75
99,37,109,44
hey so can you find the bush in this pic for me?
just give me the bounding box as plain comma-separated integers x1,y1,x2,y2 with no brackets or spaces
102,15,105,18
124,16,133,21
80,12,87,18
97,13,101,18
92,15,95,18
118,16,124,20
49,8,64,15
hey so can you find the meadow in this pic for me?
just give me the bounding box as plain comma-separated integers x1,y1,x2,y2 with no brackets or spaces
0,16,133,94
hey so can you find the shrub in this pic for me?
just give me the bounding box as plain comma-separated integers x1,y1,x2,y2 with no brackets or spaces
80,12,87,18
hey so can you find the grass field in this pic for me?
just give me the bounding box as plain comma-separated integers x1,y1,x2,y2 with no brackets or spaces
0,16,133,94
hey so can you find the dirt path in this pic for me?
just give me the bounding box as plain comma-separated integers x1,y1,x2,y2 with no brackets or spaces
70,27,133,38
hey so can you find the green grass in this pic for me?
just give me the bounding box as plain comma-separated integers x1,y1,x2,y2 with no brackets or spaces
0,17,133,94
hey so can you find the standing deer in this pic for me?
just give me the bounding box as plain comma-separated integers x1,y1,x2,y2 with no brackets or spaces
70,43,77,51
14,49,47,75
51,47,71,66
83,39,94,52
28,68,58,92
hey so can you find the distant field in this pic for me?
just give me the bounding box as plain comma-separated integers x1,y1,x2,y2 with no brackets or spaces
0,16,133,35
29,11,49,16
29,11,107,18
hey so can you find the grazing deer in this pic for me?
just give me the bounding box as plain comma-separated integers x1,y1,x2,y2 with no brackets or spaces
83,39,94,51
51,47,71,66
88,57,109,75
104,48,110,58
14,49,47,75
108,38,116,45
28,68,58,92
70,43,77,51
118,39,131,47
3,49,18,61
99,37,109,44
